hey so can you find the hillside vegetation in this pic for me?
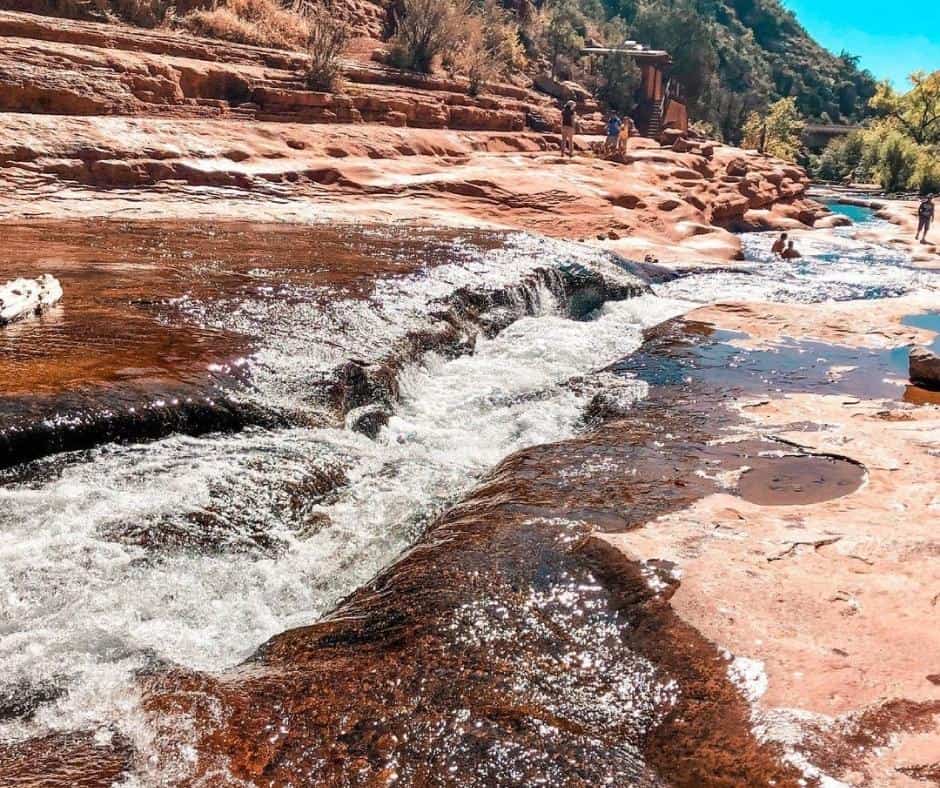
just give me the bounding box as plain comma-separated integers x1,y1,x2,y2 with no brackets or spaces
812,71,940,193
569,0,877,140
8,0,878,142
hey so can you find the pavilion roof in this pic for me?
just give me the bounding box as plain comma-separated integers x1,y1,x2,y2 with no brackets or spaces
581,45,671,63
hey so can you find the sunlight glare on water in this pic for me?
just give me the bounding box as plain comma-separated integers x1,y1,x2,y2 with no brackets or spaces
656,226,938,304
0,273,687,751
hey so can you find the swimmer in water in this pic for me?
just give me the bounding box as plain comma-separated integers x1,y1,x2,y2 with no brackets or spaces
781,240,802,259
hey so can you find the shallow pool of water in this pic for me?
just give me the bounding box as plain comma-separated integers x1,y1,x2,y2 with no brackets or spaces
824,201,876,224
903,312,940,353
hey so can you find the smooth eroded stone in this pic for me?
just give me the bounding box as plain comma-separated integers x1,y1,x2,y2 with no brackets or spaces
910,346,940,390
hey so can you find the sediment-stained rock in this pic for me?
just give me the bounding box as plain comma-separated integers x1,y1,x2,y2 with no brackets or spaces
7,311,894,787
605,299,940,786
126,361,807,787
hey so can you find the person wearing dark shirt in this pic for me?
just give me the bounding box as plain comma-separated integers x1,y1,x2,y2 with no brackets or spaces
604,112,623,154
560,101,577,158
916,194,935,243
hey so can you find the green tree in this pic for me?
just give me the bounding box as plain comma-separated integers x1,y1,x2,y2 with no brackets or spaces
875,130,918,192
870,71,940,146
631,0,718,114
594,17,640,113
544,0,585,79
813,131,866,182
742,97,804,161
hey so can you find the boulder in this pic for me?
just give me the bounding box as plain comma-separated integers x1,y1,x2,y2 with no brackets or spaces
345,404,391,439
662,129,684,148
910,346,940,390
532,74,591,104
726,158,749,177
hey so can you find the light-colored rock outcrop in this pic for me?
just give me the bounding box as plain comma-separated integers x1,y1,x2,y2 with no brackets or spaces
604,297,940,787
0,8,828,266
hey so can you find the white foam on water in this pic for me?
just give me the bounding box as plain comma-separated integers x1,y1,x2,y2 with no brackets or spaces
0,275,689,766
656,229,938,305
191,232,624,414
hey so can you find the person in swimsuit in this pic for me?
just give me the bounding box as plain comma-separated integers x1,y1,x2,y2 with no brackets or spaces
771,232,788,257
781,240,802,259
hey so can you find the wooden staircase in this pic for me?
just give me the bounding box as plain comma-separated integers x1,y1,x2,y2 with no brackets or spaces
643,101,663,139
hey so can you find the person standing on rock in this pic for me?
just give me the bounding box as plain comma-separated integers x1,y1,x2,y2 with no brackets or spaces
771,232,788,257
561,100,577,158
618,117,635,155
604,112,623,155
916,194,935,243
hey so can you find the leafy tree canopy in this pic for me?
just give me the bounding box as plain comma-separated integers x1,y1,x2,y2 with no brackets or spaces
585,0,877,139
870,71,940,146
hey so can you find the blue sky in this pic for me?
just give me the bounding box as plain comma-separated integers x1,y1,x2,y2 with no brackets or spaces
781,0,940,88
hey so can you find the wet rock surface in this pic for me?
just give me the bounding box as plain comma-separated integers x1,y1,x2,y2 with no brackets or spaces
606,300,940,787
1,288,936,785
132,369,804,787
0,221,646,466
909,346,940,390
4,314,887,787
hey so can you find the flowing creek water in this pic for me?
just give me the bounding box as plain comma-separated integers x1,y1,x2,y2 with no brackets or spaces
0,210,938,782
0,222,681,754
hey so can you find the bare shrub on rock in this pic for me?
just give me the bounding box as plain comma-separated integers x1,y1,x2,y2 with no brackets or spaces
179,0,310,49
451,0,525,95
388,0,468,74
305,8,349,90
35,0,176,26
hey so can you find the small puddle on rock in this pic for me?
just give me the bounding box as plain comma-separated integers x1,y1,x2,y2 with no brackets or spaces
737,453,866,507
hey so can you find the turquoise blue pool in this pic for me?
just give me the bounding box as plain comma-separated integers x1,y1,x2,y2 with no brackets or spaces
825,201,876,224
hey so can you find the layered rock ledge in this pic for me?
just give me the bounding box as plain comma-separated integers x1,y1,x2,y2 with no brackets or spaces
0,8,832,265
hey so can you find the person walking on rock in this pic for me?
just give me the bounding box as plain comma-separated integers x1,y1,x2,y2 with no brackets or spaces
618,117,635,155
916,194,935,243
560,100,577,158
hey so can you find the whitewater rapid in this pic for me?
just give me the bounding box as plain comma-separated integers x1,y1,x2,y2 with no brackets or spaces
657,222,937,304
0,267,687,753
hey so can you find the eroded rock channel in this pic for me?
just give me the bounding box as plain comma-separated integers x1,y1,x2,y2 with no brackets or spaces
0,220,645,467
1,214,937,786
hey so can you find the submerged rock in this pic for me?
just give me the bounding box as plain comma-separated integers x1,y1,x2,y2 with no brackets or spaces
345,403,391,438
0,677,66,722
910,346,940,390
